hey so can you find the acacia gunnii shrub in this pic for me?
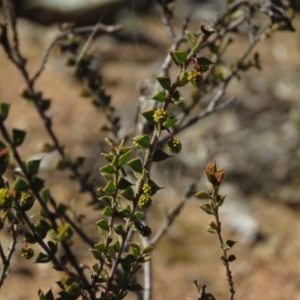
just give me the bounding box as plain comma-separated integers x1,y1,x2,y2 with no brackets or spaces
0,0,296,299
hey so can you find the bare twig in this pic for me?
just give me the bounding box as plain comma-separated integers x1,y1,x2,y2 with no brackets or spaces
0,225,17,288
150,184,196,247
32,23,122,83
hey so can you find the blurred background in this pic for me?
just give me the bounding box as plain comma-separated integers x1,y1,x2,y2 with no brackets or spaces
0,1,300,299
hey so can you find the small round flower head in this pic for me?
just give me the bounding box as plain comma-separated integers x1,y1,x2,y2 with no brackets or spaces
21,247,34,260
153,108,168,124
167,138,182,154
140,225,152,237
60,273,81,298
187,71,203,85
199,64,210,73
21,192,35,211
142,183,152,195
138,193,152,209
0,188,14,209
57,224,74,242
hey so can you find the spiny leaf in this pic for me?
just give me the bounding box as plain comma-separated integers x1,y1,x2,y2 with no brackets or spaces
163,116,178,128
117,177,133,190
169,50,187,64
103,181,116,195
141,110,155,125
154,76,171,90
121,187,135,201
127,158,143,174
96,219,109,231
151,91,166,103
151,149,172,162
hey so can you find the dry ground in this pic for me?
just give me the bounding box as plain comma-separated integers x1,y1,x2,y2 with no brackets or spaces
0,4,300,300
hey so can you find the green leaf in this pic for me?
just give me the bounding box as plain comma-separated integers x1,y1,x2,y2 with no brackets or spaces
169,51,187,64
100,164,115,175
112,240,121,252
121,254,136,265
151,91,166,103
56,203,68,215
44,289,54,300
141,110,155,125
127,158,143,174
35,252,51,263
36,219,51,239
0,102,10,121
197,57,213,65
207,221,217,234
169,51,180,66
223,240,236,251
128,242,140,256
133,135,150,149
200,203,214,215
116,206,131,218
103,181,116,195
117,177,133,190
195,191,211,199
101,153,115,163
96,219,109,231
32,176,44,191
127,284,144,291
41,99,51,112
26,159,41,176
185,30,197,49
151,149,172,162
133,211,143,221
41,187,50,203
163,116,178,128
216,194,226,206
94,242,105,253
23,231,37,244
92,263,99,273
114,224,124,235
47,241,57,254
119,150,131,167
12,177,29,191
121,187,135,201
12,129,26,147
97,196,111,206
154,76,171,90
141,246,154,254
172,90,184,102
119,147,131,155
90,249,101,260
227,254,236,262
38,289,55,300
102,206,113,217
